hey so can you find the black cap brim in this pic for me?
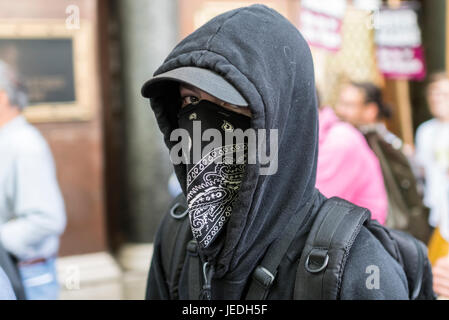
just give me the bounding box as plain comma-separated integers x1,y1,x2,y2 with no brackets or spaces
141,66,248,107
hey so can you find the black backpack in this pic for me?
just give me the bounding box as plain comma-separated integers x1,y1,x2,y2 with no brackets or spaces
156,194,435,300
364,130,432,244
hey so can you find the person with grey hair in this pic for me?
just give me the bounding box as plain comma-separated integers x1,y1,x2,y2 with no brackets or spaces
0,60,66,300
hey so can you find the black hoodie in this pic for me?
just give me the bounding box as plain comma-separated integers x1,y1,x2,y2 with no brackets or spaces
144,4,409,300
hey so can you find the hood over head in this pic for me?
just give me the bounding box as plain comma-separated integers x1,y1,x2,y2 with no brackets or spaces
142,4,321,294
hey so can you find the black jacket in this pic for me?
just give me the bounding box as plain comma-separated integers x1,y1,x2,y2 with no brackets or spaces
144,4,409,300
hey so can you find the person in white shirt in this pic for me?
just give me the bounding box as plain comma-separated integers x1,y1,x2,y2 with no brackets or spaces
0,60,66,299
0,266,16,300
415,72,449,297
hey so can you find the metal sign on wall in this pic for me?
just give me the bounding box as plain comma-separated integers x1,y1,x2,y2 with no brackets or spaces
0,38,76,105
0,19,96,123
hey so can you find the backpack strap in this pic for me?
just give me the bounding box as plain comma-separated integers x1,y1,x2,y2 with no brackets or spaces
186,239,202,299
160,193,193,299
294,197,370,300
245,192,317,300
391,230,425,299
159,193,217,300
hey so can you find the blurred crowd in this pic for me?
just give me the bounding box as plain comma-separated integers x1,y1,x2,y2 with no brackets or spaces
166,70,449,299
0,7,448,298
316,75,449,297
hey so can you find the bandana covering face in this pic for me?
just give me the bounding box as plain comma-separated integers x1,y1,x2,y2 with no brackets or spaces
177,100,251,249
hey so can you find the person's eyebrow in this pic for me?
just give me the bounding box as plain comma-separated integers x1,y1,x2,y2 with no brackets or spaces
179,83,201,96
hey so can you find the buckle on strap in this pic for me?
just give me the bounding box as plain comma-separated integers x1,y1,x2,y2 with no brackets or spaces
186,240,198,256
253,266,275,288
305,249,329,274
170,203,189,219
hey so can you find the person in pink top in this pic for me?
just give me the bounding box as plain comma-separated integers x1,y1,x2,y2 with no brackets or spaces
316,106,388,225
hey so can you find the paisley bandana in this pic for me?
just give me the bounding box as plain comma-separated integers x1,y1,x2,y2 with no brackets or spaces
177,100,251,249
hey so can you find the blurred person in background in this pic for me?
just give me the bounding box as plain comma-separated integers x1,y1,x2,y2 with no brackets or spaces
0,60,66,300
0,240,24,299
316,90,388,224
335,82,431,244
416,72,449,297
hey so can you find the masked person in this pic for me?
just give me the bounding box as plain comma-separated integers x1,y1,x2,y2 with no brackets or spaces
142,5,433,300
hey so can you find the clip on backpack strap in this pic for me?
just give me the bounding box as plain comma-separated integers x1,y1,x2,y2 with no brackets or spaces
294,197,370,300
245,192,317,300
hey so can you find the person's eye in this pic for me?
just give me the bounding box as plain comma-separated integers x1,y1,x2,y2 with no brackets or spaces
181,95,200,107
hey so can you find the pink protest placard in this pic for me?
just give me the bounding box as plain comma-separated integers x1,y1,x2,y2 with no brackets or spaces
298,0,346,52
376,46,426,80
375,3,426,80
298,8,344,52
